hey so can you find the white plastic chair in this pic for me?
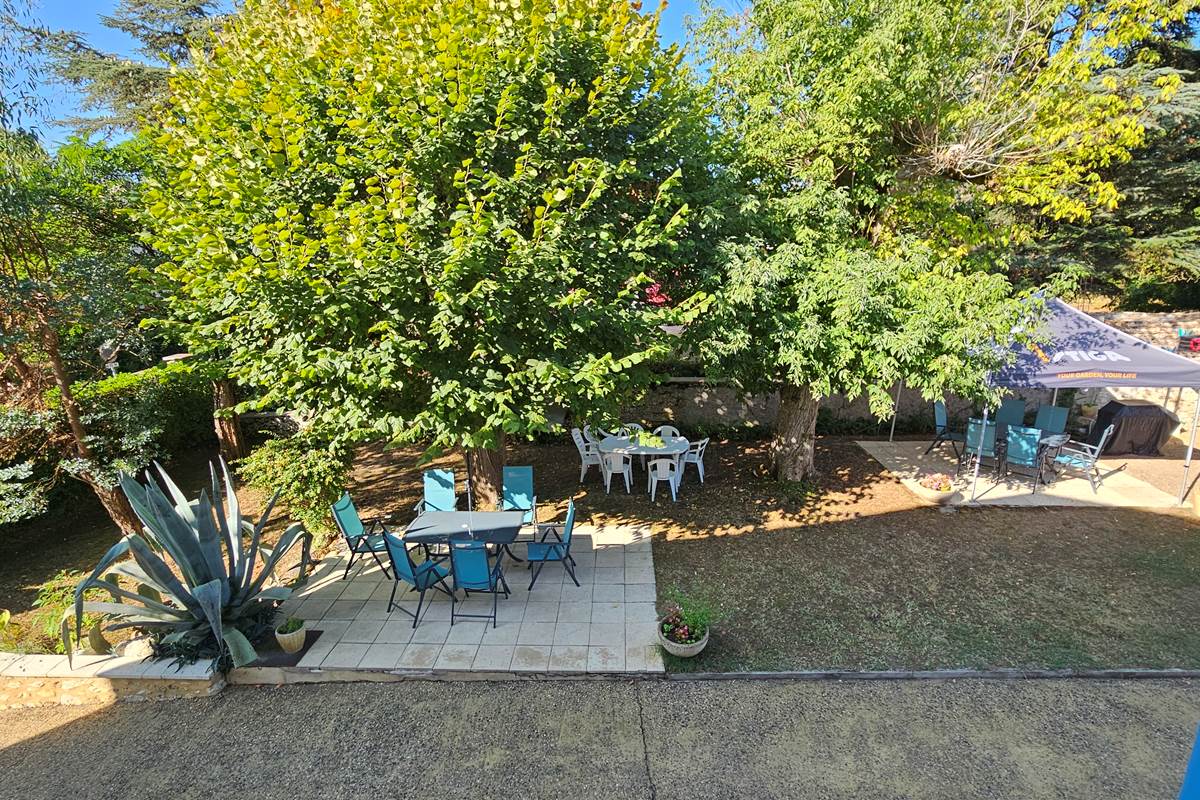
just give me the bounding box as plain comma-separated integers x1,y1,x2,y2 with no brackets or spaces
646,458,679,502
620,422,644,435
601,452,632,494
582,424,601,445
682,437,709,483
571,428,602,482
653,424,681,439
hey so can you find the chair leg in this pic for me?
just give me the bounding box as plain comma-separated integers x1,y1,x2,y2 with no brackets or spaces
670,477,677,502
411,589,426,629
343,549,359,580
649,478,657,503
492,588,498,628
563,558,581,588
386,580,398,613
450,591,456,625
697,460,704,483
604,470,612,494
529,560,546,591
369,549,391,579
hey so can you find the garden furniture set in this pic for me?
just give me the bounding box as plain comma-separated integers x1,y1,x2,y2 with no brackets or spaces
570,423,708,502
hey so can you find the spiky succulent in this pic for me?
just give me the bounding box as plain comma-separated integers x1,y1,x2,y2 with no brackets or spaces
64,458,311,668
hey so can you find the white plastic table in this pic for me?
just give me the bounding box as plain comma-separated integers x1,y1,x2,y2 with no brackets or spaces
597,435,689,458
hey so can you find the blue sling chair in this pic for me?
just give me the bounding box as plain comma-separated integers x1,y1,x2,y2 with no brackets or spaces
380,530,453,628
925,401,966,456
995,397,1027,430
956,417,999,477
331,492,391,580
527,499,580,591
501,465,537,524
1003,425,1044,493
449,541,510,628
414,469,457,514
1033,405,1069,436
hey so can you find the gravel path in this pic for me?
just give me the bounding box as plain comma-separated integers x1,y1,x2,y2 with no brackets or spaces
0,678,1196,800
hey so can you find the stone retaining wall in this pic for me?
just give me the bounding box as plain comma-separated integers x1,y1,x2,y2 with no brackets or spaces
0,652,223,710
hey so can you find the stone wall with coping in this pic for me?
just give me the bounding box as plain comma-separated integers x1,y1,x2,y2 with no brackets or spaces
0,652,223,710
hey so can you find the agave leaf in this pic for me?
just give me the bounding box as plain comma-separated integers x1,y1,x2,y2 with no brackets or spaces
190,579,225,654
102,562,188,608
121,473,201,586
222,626,259,668
89,579,191,619
136,583,162,604
238,522,309,604
231,585,291,617
87,624,112,655
69,536,133,652
211,461,236,579
127,536,201,616
192,490,230,598
153,460,197,525
79,600,188,623
239,490,280,592
221,459,243,577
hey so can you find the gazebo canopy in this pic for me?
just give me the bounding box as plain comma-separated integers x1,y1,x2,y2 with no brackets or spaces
990,298,1200,390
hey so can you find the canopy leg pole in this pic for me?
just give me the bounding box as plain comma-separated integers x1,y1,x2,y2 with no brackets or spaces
1178,389,1200,505
888,380,903,443
969,407,989,504
1052,388,1058,405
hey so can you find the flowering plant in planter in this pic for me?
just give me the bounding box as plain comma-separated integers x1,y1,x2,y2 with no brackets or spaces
659,596,712,652
918,473,954,492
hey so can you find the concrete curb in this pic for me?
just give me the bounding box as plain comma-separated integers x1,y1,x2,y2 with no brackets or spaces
663,668,1200,681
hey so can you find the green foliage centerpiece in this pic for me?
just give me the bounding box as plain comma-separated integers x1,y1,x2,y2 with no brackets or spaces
63,459,311,669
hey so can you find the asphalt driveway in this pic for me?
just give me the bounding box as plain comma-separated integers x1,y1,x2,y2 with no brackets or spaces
0,678,1196,799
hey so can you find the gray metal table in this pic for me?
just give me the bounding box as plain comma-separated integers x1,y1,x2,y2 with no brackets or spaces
404,511,526,546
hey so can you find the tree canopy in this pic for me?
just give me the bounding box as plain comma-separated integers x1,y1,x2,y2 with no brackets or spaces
141,0,720,500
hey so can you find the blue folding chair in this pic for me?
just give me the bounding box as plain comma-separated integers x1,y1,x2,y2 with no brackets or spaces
995,397,1026,429
331,492,391,580
501,465,536,524
1033,405,1068,436
527,499,580,590
925,400,966,456
414,469,456,514
449,541,510,627
957,417,999,476
1050,424,1116,493
380,530,452,627
1003,425,1044,493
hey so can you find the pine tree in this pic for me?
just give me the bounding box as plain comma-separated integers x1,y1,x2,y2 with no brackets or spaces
24,0,219,133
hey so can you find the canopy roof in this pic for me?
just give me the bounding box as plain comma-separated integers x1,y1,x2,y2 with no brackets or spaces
990,298,1200,389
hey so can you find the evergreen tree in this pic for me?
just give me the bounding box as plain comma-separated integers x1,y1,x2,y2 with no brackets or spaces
22,0,220,133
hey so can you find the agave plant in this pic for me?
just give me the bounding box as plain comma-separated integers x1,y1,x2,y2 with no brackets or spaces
63,458,311,668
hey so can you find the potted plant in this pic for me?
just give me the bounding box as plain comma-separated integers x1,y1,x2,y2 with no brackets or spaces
275,617,307,654
915,472,956,504
658,596,712,658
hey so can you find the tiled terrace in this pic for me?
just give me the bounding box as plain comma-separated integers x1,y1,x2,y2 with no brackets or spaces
275,524,664,677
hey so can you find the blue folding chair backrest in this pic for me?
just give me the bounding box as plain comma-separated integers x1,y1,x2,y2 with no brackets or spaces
965,418,998,457
331,492,364,540
934,401,950,432
1006,425,1041,468
382,530,417,583
502,466,535,523
422,469,456,512
995,397,1026,428
1033,405,1068,436
560,499,576,548
450,541,494,590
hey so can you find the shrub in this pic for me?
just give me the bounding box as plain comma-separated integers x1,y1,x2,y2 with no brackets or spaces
238,436,351,549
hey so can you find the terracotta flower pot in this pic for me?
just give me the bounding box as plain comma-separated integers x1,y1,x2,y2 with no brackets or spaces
657,621,709,658
275,622,307,654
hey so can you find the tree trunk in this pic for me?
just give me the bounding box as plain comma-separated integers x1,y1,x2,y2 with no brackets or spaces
212,379,248,461
467,432,506,510
84,477,142,536
770,383,821,483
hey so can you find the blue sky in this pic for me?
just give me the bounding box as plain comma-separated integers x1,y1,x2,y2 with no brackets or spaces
31,0,705,149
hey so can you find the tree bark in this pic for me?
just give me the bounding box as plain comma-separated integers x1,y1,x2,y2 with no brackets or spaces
770,383,821,483
212,379,248,461
467,431,506,511
84,477,142,536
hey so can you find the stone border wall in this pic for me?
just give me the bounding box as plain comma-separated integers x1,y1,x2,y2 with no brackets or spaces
0,652,223,710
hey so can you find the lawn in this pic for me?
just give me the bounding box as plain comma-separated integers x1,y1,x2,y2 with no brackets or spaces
5,434,1200,671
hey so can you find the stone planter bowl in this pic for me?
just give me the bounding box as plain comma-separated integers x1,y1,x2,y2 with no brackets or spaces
275,622,307,655
658,623,710,658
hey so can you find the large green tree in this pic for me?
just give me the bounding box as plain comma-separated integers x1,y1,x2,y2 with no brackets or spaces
141,0,718,504
694,0,1196,482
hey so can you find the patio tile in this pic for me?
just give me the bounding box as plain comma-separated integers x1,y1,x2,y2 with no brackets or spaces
557,602,591,623
624,568,655,585
626,644,663,673
594,550,624,568
309,619,350,642
571,567,596,584
626,621,658,647
445,621,487,644
590,602,625,624
626,602,658,623
354,601,392,621
396,643,441,670
435,645,478,671
341,620,384,644
624,583,657,603
516,622,556,645
325,600,367,620
410,621,451,644
376,619,416,645
295,598,335,620
549,645,589,672
590,623,625,647
558,581,590,601
369,583,396,602
510,644,551,672
553,622,591,646
472,645,515,671
587,645,625,672
625,551,654,570
336,581,377,600
592,584,625,603
480,622,522,646
358,642,406,670
593,567,623,584
321,642,370,669
523,602,559,623
297,637,338,668
570,551,596,567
